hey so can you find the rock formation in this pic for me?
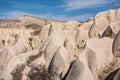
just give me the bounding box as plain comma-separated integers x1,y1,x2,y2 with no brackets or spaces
0,9,120,80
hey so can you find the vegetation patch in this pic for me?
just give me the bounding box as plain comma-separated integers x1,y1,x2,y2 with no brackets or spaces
25,24,42,30
98,59,117,80
11,64,25,80
28,65,50,80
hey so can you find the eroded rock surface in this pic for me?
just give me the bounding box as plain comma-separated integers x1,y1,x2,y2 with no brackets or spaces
0,9,120,80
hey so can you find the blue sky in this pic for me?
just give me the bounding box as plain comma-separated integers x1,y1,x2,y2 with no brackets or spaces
0,0,120,21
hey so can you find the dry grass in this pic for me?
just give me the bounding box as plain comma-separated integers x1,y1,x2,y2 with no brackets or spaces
98,59,118,80
11,64,25,80
28,65,50,80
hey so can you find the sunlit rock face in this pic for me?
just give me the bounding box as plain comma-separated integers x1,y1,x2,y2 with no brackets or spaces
89,9,120,38
0,9,120,80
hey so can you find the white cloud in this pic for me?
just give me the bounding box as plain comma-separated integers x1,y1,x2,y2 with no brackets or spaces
0,10,32,19
62,0,115,11
0,10,56,20
49,13,93,21
0,10,93,21
113,3,120,7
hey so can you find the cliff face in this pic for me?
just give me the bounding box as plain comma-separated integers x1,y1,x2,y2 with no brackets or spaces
0,9,120,80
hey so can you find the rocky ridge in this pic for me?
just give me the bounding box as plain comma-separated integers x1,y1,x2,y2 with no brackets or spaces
0,9,120,80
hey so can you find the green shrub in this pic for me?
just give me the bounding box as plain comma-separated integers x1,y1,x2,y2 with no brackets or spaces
28,65,50,80
11,64,25,80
